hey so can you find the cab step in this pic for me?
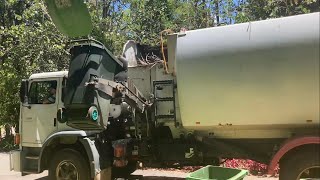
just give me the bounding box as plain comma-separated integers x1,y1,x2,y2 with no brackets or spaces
25,155,39,160
22,169,38,174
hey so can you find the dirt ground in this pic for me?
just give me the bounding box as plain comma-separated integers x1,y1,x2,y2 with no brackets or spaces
0,153,277,180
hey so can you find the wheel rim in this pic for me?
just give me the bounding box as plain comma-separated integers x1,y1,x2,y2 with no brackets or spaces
297,166,320,180
56,160,79,180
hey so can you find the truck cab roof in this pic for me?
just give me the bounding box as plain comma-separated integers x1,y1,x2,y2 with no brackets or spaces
29,71,68,80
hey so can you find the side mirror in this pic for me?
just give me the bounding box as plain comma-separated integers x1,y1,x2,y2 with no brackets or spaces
19,79,28,103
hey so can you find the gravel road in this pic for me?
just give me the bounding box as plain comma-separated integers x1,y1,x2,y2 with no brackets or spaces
0,153,277,180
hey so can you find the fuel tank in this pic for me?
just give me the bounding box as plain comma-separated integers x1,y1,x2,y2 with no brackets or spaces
170,13,319,134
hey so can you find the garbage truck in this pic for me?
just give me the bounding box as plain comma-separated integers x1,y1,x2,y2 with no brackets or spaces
9,2,319,179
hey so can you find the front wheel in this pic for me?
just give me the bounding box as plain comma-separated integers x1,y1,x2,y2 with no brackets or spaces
49,149,90,180
279,147,320,180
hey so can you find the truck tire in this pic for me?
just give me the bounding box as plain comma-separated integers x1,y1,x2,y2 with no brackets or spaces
279,147,320,180
112,161,137,178
49,148,90,180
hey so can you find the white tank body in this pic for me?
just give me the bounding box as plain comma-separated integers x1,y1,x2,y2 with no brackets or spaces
169,13,319,136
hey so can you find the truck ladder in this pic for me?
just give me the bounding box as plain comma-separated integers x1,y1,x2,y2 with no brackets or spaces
153,80,177,127
22,154,40,175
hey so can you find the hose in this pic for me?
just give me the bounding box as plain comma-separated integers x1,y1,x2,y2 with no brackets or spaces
160,29,174,74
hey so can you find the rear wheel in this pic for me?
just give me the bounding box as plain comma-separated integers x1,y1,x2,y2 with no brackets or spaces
279,147,320,180
49,149,90,180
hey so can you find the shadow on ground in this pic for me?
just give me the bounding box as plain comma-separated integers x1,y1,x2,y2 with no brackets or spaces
35,176,184,180
35,177,48,180
143,177,184,180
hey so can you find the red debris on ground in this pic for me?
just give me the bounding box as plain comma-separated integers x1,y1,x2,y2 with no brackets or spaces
139,159,279,176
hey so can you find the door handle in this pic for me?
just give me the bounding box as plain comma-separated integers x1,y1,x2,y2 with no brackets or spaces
54,118,57,127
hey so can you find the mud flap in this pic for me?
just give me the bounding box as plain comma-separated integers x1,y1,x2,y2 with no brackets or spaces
10,150,21,172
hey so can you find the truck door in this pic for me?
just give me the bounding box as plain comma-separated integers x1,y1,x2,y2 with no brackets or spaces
21,79,59,147
56,77,74,131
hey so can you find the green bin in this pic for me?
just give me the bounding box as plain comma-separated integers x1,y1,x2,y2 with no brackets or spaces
186,166,249,180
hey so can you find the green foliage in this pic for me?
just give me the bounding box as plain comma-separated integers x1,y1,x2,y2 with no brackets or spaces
236,0,319,23
124,0,175,45
87,0,129,54
0,135,17,152
0,0,68,126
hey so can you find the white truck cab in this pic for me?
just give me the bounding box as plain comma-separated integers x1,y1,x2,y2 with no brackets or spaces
20,71,72,147
10,71,101,179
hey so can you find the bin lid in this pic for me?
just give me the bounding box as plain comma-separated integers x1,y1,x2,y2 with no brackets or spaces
44,0,92,37
187,166,248,180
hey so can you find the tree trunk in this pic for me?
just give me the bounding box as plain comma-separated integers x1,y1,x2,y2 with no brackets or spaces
215,0,220,26
5,124,12,138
